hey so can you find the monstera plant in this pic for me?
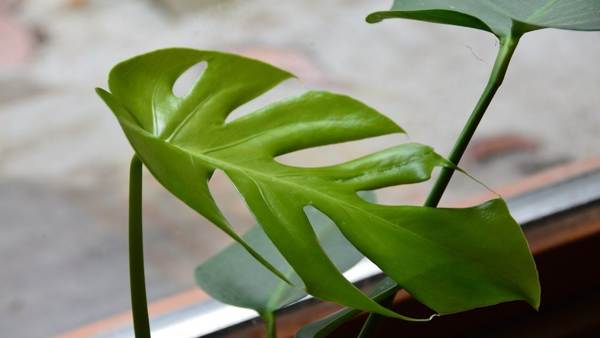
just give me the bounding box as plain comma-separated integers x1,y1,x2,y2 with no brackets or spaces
95,1,599,338
300,1,600,337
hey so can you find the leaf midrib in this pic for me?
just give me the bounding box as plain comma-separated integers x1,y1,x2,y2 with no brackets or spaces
480,0,513,20
122,114,519,294
187,144,434,244
526,0,560,22
171,142,518,292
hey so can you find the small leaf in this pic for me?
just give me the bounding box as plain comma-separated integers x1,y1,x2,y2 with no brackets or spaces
195,195,371,315
367,0,600,37
97,48,539,318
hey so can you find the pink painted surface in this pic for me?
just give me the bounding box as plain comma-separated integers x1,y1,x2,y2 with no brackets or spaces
0,13,34,66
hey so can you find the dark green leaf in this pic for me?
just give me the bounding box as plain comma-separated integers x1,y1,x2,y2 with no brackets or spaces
97,48,539,318
367,0,600,37
195,195,370,315
296,277,398,338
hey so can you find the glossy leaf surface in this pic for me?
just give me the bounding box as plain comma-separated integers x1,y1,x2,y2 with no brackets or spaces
367,0,600,37
195,202,367,316
97,48,539,317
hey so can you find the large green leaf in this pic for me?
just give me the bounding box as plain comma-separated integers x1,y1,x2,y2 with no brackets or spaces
195,201,367,317
367,0,600,37
97,48,539,318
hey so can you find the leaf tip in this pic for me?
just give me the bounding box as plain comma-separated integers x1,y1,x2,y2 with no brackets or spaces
392,123,406,134
95,87,109,96
288,71,300,80
365,12,385,24
527,283,542,311
95,87,116,107
380,117,406,136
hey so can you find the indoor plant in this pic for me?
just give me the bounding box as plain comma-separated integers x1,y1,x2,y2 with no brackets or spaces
95,1,599,337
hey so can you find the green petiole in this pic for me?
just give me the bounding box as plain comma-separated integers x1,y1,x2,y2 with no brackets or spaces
129,155,151,338
358,33,521,337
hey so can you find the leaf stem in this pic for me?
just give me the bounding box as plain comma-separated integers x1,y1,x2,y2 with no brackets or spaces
358,33,520,337
262,312,277,338
424,34,520,207
129,155,151,338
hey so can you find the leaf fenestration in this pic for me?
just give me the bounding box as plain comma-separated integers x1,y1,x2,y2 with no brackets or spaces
98,48,539,318
195,202,367,315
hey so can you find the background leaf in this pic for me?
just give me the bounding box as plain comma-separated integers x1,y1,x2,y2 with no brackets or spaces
367,0,600,37
296,277,398,338
97,48,539,318
194,193,373,317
